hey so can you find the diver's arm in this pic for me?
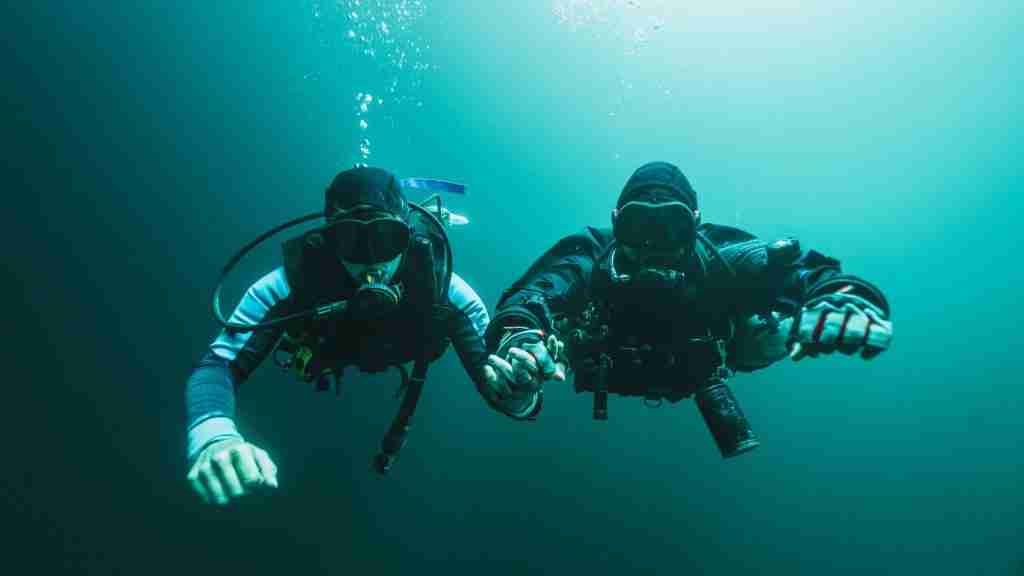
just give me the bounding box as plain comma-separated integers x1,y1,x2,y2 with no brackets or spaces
481,229,607,418
786,254,887,310
445,272,491,384
785,251,892,360
185,267,293,464
442,272,548,415
484,229,606,348
753,240,892,361
185,355,243,456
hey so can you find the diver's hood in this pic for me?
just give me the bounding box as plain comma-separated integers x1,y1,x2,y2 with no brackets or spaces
325,166,409,220
618,161,698,211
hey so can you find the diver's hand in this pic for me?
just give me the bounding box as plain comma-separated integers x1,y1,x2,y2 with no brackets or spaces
187,437,278,506
789,290,892,361
481,335,566,410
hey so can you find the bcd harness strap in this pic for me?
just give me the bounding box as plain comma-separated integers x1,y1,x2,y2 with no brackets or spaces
373,357,430,475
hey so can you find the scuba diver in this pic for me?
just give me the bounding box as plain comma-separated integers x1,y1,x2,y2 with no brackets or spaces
479,161,893,457
185,166,489,506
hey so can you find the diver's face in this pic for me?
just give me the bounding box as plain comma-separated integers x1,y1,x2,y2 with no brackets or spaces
612,205,699,269
620,244,688,268
340,254,403,285
330,206,408,284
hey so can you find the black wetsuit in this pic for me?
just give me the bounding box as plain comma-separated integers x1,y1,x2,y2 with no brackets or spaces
483,224,889,419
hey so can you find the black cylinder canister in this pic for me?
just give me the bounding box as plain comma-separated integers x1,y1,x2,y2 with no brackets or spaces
694,379,760,458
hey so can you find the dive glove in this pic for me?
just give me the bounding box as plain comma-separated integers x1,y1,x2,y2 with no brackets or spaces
483,329,566,415
789,288,892,360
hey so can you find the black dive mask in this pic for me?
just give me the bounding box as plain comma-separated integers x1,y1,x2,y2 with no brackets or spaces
326,208,411,265
613,200,697,253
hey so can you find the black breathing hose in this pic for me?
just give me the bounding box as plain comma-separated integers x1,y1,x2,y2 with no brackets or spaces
212,211,325,332
212,202,453,333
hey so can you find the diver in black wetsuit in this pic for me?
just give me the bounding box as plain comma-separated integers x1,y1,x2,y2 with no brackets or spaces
185,166,490,506
479,161,893,456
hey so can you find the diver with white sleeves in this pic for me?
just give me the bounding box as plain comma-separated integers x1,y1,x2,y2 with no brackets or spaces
184,166,488,505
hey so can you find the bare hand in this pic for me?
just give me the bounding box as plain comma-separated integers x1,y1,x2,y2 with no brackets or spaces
187,437,278,506
481,334,566,408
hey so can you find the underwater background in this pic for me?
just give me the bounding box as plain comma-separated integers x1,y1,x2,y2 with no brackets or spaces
6,1,1022,574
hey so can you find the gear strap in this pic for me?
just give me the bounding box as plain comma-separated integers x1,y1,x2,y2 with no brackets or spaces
373,358,430,475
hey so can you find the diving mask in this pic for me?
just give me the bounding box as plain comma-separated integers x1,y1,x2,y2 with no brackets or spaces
327,207,411,265
613,199,697,253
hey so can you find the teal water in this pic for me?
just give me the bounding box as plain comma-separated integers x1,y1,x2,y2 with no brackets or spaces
7,1,1022,574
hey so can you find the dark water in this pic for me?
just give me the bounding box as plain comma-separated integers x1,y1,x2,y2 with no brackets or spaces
6,1,1022,574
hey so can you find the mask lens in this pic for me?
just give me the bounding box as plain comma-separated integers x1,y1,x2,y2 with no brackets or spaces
615,201,694,252
331,216,410,264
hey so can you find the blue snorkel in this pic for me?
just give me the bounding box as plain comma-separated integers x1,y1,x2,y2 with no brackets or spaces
401,178,470,228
